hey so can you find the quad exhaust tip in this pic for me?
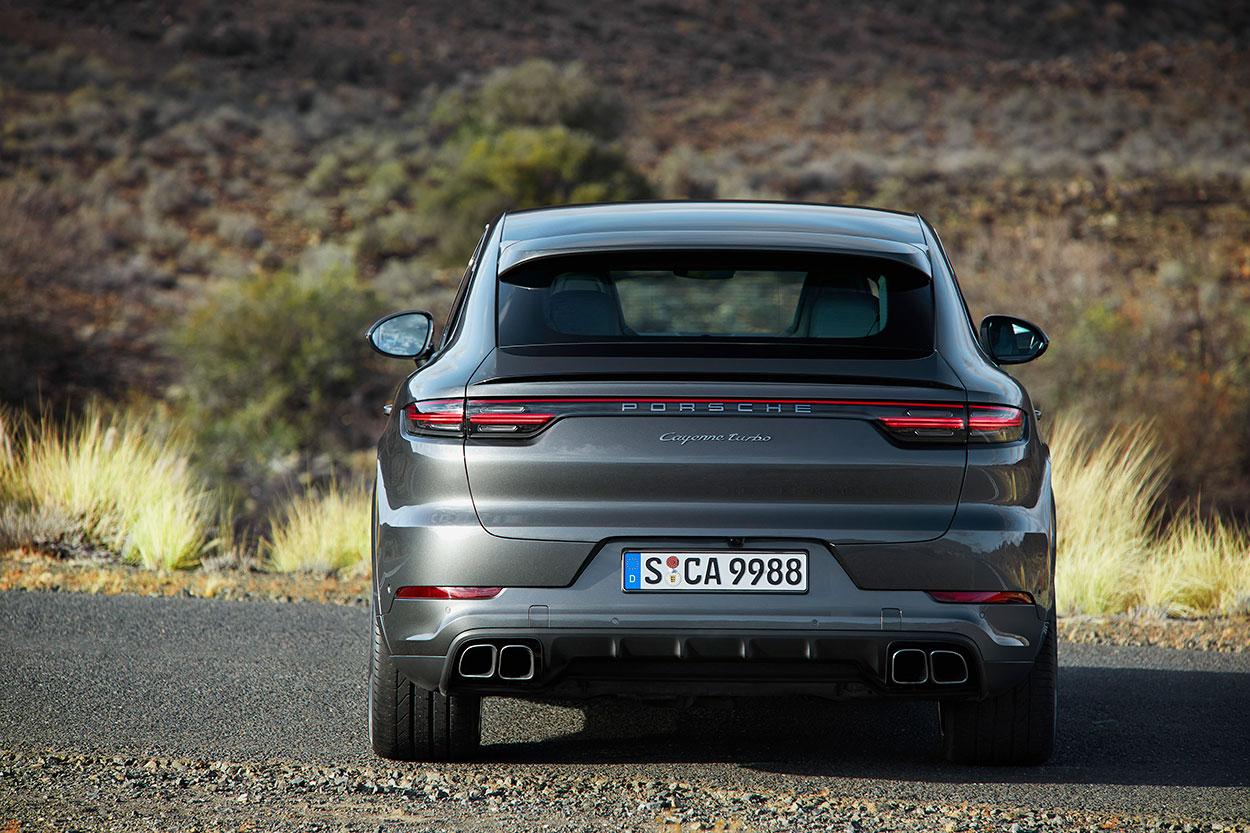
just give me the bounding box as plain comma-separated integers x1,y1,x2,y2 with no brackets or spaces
457,643,537,681
497,644,536,681
889,648,929,684
457,644,497,678
929,649,970,685
888,648,970,685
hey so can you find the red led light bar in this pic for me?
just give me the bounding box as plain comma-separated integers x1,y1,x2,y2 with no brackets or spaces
928,590,1034,604
395,586,503,600
473,397,963,408
412,411,462,424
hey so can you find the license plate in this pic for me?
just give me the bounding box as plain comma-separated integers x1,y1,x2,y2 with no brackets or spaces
622,551,808,592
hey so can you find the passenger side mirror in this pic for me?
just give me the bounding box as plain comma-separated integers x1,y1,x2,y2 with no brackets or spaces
367,310,434,361
979,315,1048,364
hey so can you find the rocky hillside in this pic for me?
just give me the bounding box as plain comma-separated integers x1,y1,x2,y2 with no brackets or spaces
3,0,1250,507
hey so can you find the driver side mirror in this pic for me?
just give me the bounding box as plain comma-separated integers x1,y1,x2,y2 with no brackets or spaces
979,315,1048,364
367,310,434,362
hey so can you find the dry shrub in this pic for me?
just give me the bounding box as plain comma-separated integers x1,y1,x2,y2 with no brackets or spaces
0,406,210,569
264,482,369,575
1051,415,1250,615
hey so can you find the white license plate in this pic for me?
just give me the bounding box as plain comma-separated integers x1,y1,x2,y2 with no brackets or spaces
622,551,808,592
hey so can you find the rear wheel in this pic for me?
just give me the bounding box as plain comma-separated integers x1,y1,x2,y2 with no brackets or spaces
939,612,1057,765
369,614,481,760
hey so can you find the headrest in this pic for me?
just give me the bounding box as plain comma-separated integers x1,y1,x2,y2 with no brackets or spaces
808,288,881,338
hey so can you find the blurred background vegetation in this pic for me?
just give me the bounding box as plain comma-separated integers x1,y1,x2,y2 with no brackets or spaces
1,1,1249,610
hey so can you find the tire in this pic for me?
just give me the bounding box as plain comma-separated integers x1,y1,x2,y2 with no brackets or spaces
369,614,481,761
939,611,1057,765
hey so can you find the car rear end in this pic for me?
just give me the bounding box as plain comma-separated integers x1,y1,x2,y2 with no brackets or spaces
371,206,1055,763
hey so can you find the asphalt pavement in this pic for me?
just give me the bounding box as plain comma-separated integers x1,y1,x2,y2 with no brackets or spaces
1,591,1247,821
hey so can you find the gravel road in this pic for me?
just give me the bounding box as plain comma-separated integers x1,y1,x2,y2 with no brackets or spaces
2,591,1248,831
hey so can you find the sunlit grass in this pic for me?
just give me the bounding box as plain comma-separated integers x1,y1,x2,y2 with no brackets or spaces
1144,509,1250,616
0,405,210,569
1050,416,1164,615
1051,416,1250,616
264,482,370,575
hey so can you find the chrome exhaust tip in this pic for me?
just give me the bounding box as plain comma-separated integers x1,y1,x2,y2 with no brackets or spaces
929,649,970,685
457,644,498,679
497,644,536,681
889,648,929,684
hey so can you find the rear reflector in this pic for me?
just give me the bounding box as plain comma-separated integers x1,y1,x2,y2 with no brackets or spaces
395,586,503,600
928,590,1034,604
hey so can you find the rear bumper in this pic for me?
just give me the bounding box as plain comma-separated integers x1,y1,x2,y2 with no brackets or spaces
378,538,1050,700
389,626,1042,700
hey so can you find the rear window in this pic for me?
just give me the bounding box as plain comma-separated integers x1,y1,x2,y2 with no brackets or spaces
497,251,933,357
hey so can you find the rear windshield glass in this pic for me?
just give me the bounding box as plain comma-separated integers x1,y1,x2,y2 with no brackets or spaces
497,251,933,357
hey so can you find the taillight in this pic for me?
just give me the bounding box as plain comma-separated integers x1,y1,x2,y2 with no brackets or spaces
395,586,502,600
967,405,1026,444
875,403,1026,445
928,590,1034,604
403,399,464,437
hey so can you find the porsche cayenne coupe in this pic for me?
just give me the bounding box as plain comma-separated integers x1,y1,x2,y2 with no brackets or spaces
365,201,1055,765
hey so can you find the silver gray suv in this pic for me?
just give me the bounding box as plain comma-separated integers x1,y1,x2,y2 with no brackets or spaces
366,201,1055,765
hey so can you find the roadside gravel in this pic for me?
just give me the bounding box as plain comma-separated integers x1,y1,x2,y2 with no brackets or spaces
1059,614,1250,653
3,748,1247,833
0,549,370,606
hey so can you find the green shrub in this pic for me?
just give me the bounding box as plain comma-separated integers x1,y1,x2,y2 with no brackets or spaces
430,60,625,141
355,211,430,264
168,257,382,492
372,257,462,315
305,152,346,196
474,60,626,141
361,159,410,210
419,125,650,263
275,188,335,233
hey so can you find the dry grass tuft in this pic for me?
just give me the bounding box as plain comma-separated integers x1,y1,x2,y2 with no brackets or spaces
0,406,210,569
264,482,370,575
1144,510,1250,617
1051,416,1250,616
1050,416,1165,615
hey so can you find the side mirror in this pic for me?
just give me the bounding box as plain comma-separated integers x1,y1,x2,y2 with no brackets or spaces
367,310,434,361
979,315,1049,364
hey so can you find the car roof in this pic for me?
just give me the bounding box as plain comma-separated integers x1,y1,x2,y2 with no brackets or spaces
500,200,926,247
495,201,931,275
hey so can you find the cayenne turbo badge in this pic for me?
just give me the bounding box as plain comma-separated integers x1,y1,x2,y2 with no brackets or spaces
364,201,1055,765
